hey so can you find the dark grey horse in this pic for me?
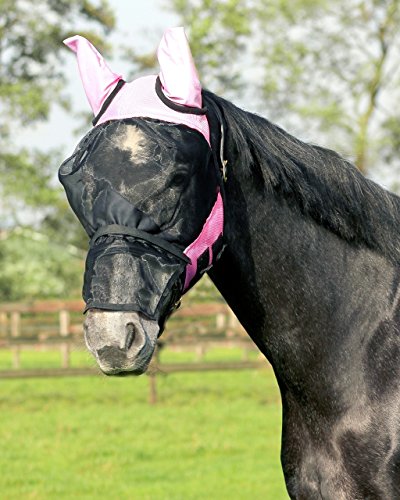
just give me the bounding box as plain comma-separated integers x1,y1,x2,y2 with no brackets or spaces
61,31,400,499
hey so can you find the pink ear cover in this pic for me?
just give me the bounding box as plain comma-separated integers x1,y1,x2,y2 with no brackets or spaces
63,35,122,116
64,29,210,143
157,27,203,108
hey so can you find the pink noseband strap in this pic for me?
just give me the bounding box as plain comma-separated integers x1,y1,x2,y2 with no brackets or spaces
183,191,224,290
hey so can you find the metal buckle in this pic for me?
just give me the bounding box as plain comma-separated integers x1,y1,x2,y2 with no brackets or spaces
220,124,228,182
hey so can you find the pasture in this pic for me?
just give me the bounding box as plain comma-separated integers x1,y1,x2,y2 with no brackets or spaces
0,349,287,499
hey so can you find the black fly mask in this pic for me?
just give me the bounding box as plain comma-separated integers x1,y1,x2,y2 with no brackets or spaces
59,117,224,330
59,29,226,334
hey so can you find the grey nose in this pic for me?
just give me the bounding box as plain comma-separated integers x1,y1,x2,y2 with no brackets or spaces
83,311,159,375
95,321,147,368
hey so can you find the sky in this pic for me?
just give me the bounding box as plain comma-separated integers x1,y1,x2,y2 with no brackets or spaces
18,0,180,158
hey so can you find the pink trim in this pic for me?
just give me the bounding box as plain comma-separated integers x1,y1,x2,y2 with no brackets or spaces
183,192,224,290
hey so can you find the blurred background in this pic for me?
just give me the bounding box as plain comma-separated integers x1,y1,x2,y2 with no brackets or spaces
0,1,399,498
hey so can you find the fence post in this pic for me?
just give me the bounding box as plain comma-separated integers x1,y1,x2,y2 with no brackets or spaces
12,345,21,369
59,310,70,337
148,346,161,404
11,312,21,338
0,312,8,337
195,343,206,361
60,343,70,368
216,312,226,332
148,373,157,405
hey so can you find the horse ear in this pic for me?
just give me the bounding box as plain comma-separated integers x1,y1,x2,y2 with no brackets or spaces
63,35,122,116
157,27,203,109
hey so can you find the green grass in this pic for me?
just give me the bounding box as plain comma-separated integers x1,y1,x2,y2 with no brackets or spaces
0,362,288,499
0,347,94,370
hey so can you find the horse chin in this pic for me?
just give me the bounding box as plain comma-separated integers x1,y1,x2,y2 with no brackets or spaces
83,309,159,376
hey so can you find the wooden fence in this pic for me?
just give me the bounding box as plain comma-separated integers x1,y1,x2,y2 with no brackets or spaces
0,300,268,402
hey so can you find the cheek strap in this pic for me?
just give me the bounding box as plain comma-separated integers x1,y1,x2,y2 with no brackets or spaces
183,191,224,291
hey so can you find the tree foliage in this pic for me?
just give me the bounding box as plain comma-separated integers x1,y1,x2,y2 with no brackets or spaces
0,0,115,215
130,0,253,98
0,228,84,301
0,0,114,129
169,0,253,96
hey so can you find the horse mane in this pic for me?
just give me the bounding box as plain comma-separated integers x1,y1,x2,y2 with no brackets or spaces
203,89,400,264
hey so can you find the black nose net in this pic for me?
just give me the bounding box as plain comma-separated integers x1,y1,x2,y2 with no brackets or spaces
58,117,217,323
83,235,186,319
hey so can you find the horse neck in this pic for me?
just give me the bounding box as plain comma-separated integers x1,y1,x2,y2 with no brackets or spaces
208,137,397,365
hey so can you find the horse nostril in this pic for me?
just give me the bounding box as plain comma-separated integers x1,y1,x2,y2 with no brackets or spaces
125,322,136,350
97,345,127,366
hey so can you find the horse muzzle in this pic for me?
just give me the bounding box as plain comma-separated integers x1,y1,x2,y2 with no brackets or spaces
81,231,188,375
84,309,160,375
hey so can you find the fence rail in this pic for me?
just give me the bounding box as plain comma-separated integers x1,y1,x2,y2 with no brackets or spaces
0,300,268,403
0,300,245,339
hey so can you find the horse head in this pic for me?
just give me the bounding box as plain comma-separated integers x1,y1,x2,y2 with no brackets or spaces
59,28,225,375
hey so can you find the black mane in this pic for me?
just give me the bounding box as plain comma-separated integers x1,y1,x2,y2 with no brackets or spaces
204,90,400,264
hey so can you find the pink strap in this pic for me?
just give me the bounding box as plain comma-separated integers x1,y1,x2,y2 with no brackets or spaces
183,191,224,290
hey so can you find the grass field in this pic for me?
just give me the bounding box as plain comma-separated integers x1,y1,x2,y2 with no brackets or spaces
0,349,288,499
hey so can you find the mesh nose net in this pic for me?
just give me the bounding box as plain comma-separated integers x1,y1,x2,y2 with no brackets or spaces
83,234,186,319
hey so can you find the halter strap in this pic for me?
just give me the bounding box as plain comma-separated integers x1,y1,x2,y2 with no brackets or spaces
155,76,207,115
202,93,228,182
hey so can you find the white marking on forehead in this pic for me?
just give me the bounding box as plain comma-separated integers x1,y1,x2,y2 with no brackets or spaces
115,125,149,164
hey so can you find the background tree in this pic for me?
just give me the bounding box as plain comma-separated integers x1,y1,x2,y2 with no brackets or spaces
0,228,85,301
0,0,114,218
0,0,115,300
169,0,400,175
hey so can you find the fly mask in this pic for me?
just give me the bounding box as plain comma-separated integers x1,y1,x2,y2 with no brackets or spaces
59,28,225,331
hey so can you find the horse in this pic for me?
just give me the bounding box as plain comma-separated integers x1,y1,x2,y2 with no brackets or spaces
60,28,400,499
